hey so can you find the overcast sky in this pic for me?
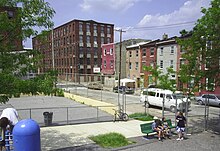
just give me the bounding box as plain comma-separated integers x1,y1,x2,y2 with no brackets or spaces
24,0,211,48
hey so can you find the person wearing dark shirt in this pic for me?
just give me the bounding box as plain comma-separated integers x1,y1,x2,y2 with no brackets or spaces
152,118,164,141
176,112,186,141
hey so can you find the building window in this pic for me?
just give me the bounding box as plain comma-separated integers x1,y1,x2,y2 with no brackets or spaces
180,46,185,53
93,58,97,65
7,10,14,19
93,24,97,33
101,37,104,44
87,36,90,43
107,38,111,43
79,22,83,31
101,26,104,33
205,57,211,70
86,23,90,32
107,27,111,34
135,62,138,70
150,48,154,56
170,60,174,68
142,48,146,57
160,60,163,68
94,36,97,44
180,58,185,68
171,46,174,54
136,50,139,57
104,49,107,56
160,47,163,56
129,62,132,69
129,51,132,57
104,60,106,68
87,58,90,65
110,60,114,68
79,35,83,43
150,61,154,67
171,74,176,78
206,78,215,91
94,48,98,56
110,48,113,55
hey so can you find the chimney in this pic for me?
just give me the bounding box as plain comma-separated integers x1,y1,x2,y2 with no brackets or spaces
162,33,168,40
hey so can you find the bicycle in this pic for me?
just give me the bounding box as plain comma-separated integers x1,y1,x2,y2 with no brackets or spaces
113,108,129,122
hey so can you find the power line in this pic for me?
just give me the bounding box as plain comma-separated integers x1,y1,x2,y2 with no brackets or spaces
126,21,196,31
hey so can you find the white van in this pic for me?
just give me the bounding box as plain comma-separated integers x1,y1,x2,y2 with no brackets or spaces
140,88,191,112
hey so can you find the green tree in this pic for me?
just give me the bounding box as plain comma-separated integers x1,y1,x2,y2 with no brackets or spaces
143,65,176,92
0,0,55,103
178,0,220,94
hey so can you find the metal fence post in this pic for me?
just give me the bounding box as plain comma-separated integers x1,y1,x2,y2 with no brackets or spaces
204,96,207,131
67,107,69,124
162,94,165,118
185,96,189,135
30,108,32,119
175,98,177,126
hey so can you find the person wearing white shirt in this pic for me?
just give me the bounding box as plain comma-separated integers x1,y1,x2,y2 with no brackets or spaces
0,108,19,132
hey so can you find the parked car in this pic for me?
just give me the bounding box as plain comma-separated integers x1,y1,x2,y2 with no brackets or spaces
87,82,102,90
140,88,191,112
195,94,220,107
113,86,134,94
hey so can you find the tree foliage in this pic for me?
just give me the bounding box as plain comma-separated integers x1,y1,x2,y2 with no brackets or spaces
143,65,176,92
0,0,56,103
178,0,220,94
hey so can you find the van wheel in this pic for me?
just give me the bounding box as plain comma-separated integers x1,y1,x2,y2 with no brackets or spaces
170,106,176,113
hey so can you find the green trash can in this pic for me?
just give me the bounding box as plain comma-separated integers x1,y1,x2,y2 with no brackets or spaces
43,112,53,126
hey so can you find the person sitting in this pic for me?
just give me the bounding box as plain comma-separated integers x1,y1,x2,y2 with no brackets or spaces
152,118,164,141
161,117,171,138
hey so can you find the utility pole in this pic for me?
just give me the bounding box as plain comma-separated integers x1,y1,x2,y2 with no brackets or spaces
115,29,126,111
51,27,54,70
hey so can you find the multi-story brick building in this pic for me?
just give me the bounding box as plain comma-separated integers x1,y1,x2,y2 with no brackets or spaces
126,42,148,88
140,40,159,87
0,6,22,51
33,19,114,82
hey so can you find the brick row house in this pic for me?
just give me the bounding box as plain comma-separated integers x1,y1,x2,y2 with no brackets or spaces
139,40,159,87
126,35,189,90
125,34,219,94
126,42,148,88
33,20,114,83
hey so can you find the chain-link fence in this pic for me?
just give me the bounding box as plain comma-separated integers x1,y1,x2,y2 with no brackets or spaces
142,95,220,134
1,105,114,127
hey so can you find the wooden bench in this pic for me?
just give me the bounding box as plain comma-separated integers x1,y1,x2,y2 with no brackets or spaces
140,119,175,137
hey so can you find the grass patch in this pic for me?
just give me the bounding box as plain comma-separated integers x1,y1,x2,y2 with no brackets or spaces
129,112,153,121
89,132,134,148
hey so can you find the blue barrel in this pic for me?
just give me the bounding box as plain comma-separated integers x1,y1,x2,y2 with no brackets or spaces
13,119,41,151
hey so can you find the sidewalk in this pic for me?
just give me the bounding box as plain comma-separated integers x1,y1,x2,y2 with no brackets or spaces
41,120,147,151
41,120,220,151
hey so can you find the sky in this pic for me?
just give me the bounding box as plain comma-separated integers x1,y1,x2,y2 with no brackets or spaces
24,0,211,48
